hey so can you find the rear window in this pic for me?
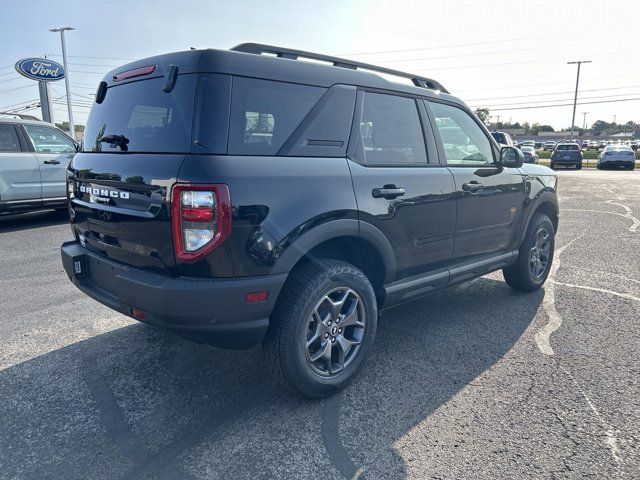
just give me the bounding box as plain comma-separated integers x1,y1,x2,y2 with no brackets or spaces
555,144,580,151
228,78,325,155
83,75,197,153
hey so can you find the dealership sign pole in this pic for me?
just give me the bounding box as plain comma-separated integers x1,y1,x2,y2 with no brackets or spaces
50,27,75,137
14,57,66,124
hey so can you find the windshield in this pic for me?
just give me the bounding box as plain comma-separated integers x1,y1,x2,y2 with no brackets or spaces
83,75,197,153
521,146,534,152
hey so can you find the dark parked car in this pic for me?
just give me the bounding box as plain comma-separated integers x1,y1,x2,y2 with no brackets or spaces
61,44,559,397
550,143,583,169
490,131,514,146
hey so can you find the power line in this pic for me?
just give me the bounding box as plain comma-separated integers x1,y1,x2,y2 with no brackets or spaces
0,84,35,95
478,96,640,112
471,91,640,109
466,84,640,102
372,43,576,65
47,53,136,62
338,35,549,56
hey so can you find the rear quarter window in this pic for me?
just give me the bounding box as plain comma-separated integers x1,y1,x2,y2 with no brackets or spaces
227,78,325,155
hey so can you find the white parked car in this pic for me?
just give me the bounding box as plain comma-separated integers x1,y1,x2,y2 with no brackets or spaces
597,145,636,170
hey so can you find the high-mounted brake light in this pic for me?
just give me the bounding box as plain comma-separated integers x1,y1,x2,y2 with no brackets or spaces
113,65,156,82
171,184,231,263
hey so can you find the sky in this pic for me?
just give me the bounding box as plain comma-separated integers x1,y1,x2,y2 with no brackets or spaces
2,0,639,130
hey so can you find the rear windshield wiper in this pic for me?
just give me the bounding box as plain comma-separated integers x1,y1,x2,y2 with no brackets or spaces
99,134,130,151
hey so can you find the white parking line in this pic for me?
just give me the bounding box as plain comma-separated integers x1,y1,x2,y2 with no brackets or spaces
534,233,583,356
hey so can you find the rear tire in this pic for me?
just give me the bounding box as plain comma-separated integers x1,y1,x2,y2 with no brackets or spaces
263,259,378,398
503,213,555,292
576,162,582,170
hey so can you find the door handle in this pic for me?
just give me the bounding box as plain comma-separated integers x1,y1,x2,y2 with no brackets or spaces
372,185,406,199
462,181,484,192
43,159,61,165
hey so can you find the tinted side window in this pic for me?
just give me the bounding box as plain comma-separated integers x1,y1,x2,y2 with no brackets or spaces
357,92,427,166
228,78,325,155
0,124,21,152
24,125,75,153
429,102,494,166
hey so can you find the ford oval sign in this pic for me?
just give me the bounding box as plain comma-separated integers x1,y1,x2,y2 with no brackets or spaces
14,58,65,82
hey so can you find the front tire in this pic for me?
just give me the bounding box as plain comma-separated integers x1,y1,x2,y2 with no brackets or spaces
503,213,555,292
263,259,378,398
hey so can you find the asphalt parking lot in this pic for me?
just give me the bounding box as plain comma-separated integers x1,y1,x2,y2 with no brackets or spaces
1,169,639,480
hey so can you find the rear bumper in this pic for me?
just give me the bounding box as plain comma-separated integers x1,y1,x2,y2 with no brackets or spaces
599,159,635,167
61,241,287,349
551,158,581,165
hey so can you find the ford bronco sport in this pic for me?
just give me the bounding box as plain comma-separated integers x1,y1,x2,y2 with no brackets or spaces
61,44,559,398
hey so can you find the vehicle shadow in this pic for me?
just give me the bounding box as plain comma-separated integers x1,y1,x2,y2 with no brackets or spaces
0,209,68,234
0,276,543,479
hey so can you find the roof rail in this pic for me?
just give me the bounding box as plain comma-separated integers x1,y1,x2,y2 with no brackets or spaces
231,43,449,94
0,112,41,121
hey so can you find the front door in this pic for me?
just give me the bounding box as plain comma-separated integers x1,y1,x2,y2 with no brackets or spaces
427,101,525,264
22,124,76,199
349,91,456,282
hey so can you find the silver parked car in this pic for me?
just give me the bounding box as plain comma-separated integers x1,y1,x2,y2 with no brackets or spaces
0,115,77,214
597,145,636,170
520,145,538,163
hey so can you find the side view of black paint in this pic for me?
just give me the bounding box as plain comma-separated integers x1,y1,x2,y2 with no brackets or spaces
61,44,559,398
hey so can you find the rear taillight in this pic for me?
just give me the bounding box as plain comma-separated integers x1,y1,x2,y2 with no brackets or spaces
171,184,231,263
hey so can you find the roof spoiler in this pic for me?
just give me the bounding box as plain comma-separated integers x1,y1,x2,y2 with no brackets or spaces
231,43,449,94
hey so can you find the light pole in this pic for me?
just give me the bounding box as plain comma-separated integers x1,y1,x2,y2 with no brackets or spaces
581,112,589,130
50,27,75,137
567,60,591,140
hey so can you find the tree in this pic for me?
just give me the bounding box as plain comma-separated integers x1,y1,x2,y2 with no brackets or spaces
474,108,490,124
529,123,554,135
55,121,85,132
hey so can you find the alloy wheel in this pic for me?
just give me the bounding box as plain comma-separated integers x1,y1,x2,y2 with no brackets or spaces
529,226,551,279
305,287,366,377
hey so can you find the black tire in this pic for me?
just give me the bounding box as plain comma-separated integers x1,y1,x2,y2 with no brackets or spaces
576,162,582,170
263,259,378,398
503,213,555,292
549,163,555,169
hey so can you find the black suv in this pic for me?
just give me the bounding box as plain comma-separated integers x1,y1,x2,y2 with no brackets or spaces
550,142,583,169
61,44,559,397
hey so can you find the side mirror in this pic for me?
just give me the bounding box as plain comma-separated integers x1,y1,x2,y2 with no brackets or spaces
500,146,524,168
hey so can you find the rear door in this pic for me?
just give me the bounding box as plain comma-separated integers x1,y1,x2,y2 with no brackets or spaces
426,100,525,264
21,124,75,199
0,123,42,203
348,90,456,283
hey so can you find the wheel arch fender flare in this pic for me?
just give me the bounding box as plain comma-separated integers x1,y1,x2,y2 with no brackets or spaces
519,190,559,246
269,219,397,284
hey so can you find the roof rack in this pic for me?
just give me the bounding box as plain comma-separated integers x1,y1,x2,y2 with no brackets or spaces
231,43,449,94
0,112,41,121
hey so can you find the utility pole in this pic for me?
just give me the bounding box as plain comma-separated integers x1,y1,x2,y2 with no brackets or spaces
613,114,616,124
567,60,591,140
581,112,589,130
50,27,75,138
